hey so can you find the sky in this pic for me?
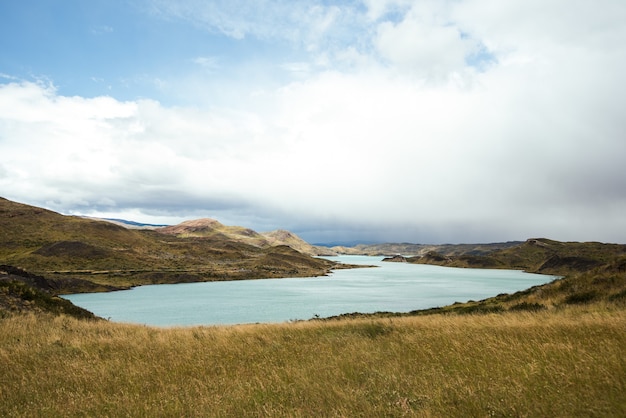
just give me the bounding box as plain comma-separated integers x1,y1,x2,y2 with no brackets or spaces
1,0,625,245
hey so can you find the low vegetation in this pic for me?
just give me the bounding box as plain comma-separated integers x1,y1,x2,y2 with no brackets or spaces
407,237,626,275
0,197,336,292
0,280,97,320
332,240,523,257
333,239,626,320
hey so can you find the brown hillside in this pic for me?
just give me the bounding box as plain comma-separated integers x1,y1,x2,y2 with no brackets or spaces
261,229,337,256
0,197,336,293
406,238,626,276
158,218,271,247
0,265,101,318
159,219,335,256
332,241,522,256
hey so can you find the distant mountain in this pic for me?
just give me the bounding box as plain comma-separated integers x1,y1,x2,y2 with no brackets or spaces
314,240,379,248
79,217,168,230
97,217,519,258
102,218,168,229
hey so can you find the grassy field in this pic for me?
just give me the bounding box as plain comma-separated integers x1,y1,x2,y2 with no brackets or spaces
2,305,625,417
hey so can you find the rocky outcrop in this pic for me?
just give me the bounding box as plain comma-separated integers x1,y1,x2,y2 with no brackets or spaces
382,255,407,262
261,230,337,256
158,220,336,256
158,219,271,247
0,265,125,294
0,265,102,318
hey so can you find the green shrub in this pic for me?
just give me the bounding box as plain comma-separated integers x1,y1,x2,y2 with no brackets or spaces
509,302,547,312
455,303,504,315
564,291,598,305
608,289,626,302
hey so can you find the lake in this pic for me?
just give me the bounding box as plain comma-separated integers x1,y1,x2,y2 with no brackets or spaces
63,255,556,326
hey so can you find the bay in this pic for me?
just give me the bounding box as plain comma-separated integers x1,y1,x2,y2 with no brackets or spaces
63,255,556,326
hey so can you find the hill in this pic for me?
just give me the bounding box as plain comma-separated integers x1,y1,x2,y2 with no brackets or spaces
330,241,522,256
158,219,336,256
87,217,167,230
403,238,626,275
158,218,271,246
0,197,336,293
260,229,336,256
0,265,102,319
328,237,626,318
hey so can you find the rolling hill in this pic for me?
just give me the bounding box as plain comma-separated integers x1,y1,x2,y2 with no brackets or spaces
330,241,523,256
335,237,626,317
0,197,336,293
402,238,626,275
157,219,336,256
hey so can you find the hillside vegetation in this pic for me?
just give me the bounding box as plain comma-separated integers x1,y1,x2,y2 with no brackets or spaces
159,219,335,256
411,238,626,312
331,241,523,256
0,265,100,319
346,238,626,318
0,197,335,292
406,238,626,274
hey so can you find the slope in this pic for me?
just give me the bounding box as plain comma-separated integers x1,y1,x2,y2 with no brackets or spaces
0,197,336,292
158,220,336,256
353,238,626,317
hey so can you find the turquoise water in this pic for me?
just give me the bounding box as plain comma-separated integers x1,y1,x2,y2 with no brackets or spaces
63,256,555,326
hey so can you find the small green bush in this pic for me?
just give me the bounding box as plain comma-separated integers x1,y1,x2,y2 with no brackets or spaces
509,302,546,312
608,289,626,302
455,303,504,315
564,291,598,305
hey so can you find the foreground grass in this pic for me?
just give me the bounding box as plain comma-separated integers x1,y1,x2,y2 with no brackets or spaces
1,306,625,417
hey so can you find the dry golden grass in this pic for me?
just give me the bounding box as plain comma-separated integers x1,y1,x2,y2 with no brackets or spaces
1,305,625,417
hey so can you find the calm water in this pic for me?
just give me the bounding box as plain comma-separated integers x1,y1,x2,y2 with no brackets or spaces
63,256,555,326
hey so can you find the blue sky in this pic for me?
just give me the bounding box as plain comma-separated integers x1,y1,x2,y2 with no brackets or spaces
1,0,626,244
0,0,280,103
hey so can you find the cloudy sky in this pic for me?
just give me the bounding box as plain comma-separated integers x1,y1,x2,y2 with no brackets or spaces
1,0,625,245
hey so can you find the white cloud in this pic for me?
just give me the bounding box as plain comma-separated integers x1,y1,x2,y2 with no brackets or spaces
147,0,344,43
375,18,469,79
192,56,219,70
91,25,114,35
2,1,626,243
373,1,476,79
453,0,626,51
362,0,413,21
